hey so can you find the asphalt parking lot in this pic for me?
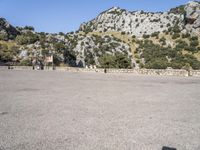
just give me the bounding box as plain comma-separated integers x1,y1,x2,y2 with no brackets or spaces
0,70,200,150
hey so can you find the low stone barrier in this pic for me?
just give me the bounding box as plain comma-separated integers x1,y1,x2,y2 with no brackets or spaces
12,66,33,70
0,66,9,69
0,66,34,70
0,66,200,77
55,67,189,77
55,67,104,72
135,69,189,77
190,70,200,77
55,67,135,73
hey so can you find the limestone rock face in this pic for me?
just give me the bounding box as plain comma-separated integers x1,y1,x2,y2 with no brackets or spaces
185,1,200,31
0,18,19,39
65,33,133,67
80,7,184,37
80,1,200,37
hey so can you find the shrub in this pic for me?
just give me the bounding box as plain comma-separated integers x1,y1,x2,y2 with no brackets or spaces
170,5,186,14
15,32,39,45
115,53,132,69
145,58,168,69
103,28,107,32
135,54,140,59
166,23,171,27
19,59,32,66
170,61,184,69
139,63,144,68
59,32,65,36
136,60,140,63
54,43,66,52
138,37,200,70
99,53,132,69
184,54,200,70
0,33,8,41
132,35,136,39
172,33,180,39
172,25,181,33
121,32,126,35
151,32,159,37
190,40,199,47
175,40,188,50
63,49,76,67
190,36,198,41
143,34,150,39
0,43,17,62
84,51,95,65
24,26,35,31
186,46,197,52
99,54,116,68
182,33,190,38
159,37,166,45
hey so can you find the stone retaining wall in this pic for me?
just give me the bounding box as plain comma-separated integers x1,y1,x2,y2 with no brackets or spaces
55,67,190,77
190,70,200,77
135,69,189,77
1,66,200,77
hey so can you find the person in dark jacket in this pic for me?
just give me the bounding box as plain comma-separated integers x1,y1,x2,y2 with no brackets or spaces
104,68,107,74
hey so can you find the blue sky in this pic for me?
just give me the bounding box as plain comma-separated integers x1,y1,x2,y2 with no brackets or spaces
0,0,192,33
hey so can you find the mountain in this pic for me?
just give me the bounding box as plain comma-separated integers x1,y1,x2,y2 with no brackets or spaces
66,1,200,69
0,18,20,40
0,1,200,69
80,1,200,37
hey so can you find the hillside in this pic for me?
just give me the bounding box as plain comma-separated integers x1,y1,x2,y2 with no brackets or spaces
0,1,200,69
80,1,200,37
0,18,19,40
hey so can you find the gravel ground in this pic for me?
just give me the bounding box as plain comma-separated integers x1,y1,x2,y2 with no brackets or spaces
0,70,200,150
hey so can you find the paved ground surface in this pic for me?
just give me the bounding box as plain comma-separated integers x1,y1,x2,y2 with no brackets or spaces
0,70,200,150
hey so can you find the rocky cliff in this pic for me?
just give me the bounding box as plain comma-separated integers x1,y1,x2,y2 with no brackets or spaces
0,18,19,40
80,1,200,37
185,1,200,33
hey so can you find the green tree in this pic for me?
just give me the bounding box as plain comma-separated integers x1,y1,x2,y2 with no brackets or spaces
84,51,95,66
145,58,168,69
15,31,39,45
24,26,35,31
54,42,66,52
16,35,29,45
0,43,19,62
99,54,116,68
99,53,132,69
0,33,8,41
63,49,76,67
115,53,132,69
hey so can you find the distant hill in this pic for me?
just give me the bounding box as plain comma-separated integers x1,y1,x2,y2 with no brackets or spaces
0,1,200,69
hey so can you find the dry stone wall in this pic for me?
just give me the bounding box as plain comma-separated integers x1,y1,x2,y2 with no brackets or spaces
1,66,200,77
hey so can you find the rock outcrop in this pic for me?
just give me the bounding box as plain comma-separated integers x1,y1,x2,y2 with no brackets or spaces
80,1,200,37
65,33,133,67
185,1,200,34
0,18,19,40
